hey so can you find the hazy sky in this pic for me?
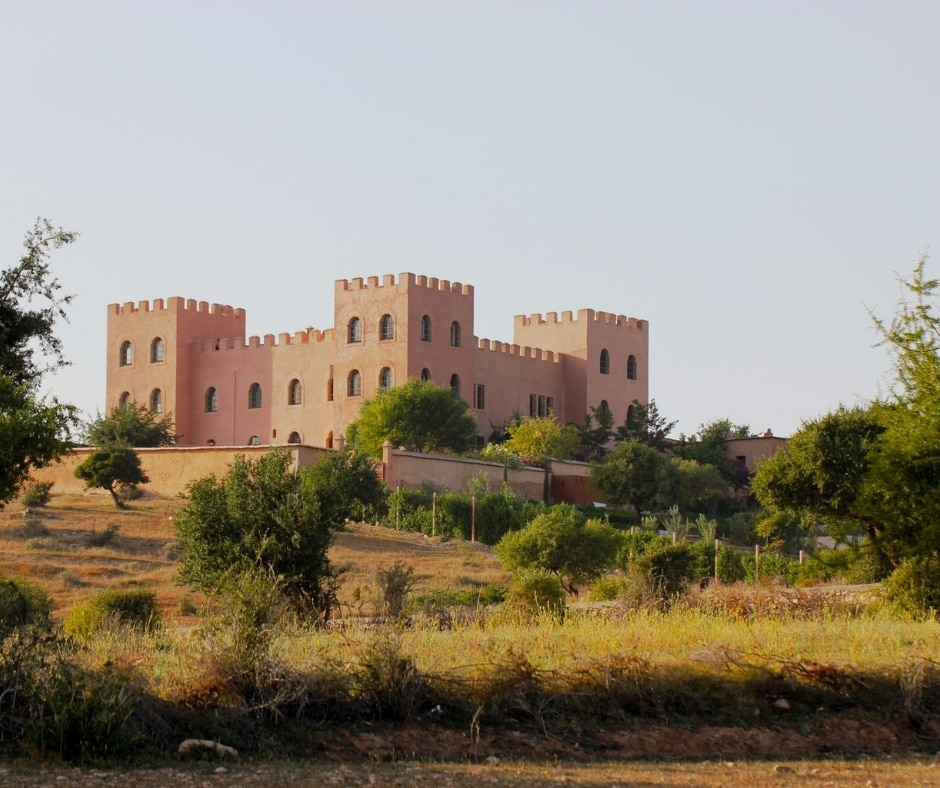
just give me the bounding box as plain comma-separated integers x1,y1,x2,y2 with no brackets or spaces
3,1,938,438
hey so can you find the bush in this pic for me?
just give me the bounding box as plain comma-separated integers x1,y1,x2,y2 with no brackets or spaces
20,480,53,507
85,523,120,547
716,546,747,583
375,562,416,619
632,542,697,602
0,575,52,636
743,551,796,585
20,518,48,538
503,568,566,621
880,557,940,618
64,589,159,642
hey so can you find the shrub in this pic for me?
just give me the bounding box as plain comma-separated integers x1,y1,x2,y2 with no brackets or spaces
20,518,48,538
587,573,629,602
85,523,120,547
64,589,159,642
375,562,416,618
20,480,53,508
716,546,747,583
0,575,52,636
504,568,566,621
880,557,940,618
632,542,697,603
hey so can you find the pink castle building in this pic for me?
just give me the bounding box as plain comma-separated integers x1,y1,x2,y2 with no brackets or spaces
105,273,649,449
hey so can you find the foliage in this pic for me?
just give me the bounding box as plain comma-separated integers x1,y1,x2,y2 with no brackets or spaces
0,218,78,386
575,401,615,461
375,562,416,618
631,542,698,602
63,589,159,642
503,413,580,464
347,377,478,457
614,398,677,450
0,574,52,637
20,480,53,508
175,449,346,616
676,418,750,484
494,504,622,593
86,402,176,447
503,568,567,620
478,442,523,469
667,457,730,515
879,557,940,619
302,449,387,525
589,440,668,516
0,375,77,506
74,444,149,508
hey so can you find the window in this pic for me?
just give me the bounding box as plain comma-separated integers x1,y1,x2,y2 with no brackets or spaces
348,369,362,396
420,315,431,342
450,321,461,347
287,431,302,444
421,368,431,381
288,379,302,405
626,404,636,423
538,395,546,417
627,354,638,380
529,394,537,417
150,388,163,413
248,382,262,409
450,373,460,396
205,387,218,413
380,314,394,340
475,384,485,410
599,348,610,375
119,341,133,366
327,376,334,402
326,431,334,449
379,367,393,389
119,391,131,408
347,316,362,343
248,435,261,446
546,396,554,414
150,337,164,363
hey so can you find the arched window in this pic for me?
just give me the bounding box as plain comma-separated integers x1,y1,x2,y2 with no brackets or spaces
450,321,461,347
119,341,133,366
326,431,334,449
150,388,163,413
348,369,362,396
348,316,362,343
379,314,394,341
288,379,302,405
421,368,431,382
248,382,262,409
626,404,636,423
379,367,393,389
248,435,261,446
420,315,431,342
599,348,610,375
205,387,218,413
150,337,164,363
287,431,302,444
450,373,460,395
118,391,131,408
627,354,638,380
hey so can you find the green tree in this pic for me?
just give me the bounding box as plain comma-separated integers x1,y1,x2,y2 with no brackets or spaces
667,456,730,515
676,418,750,485
614,398,676,450
346,378,478,458
503,414,580,465
74,444,150,508
576,401,615,461
1,219,78,385
0,220,79,506
590,440,668,516
175,449,364,616
302,449,387,525
85,403,176,447
494,504,622,594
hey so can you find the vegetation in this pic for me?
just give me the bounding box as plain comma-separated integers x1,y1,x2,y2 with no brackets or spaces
589,440,668,516
347,377,478,457
85,402,176,447
502,413,580,464
74,444,150,508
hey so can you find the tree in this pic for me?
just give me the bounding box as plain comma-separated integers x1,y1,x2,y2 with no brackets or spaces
86,402,176,447
346,378,478,458
614,398,676,450
0,218,78,386
576,401,615,461
174,449,374,616
503,414,580,465
494,504,623,595
301,449,387,525
590,440,669,516
667,457,730,515
0,219,79,506
675,418,750,485
74,444,150,508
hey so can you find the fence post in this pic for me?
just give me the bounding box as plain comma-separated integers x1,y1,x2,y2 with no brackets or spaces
715,538,720,582
755,544,760,584
799,550,805,564
471,495,477,543
432,492,437,537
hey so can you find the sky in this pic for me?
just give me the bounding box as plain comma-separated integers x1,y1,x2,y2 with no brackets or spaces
2,1,939,439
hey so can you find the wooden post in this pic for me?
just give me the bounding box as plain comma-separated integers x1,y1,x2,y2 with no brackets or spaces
715,538,720,582
799,550,805,564
432,492,437,537
471,495,477,543
755,544,760,584
672,531,677,545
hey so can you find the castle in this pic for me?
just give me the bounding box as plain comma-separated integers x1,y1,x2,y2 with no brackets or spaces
106,273,649,449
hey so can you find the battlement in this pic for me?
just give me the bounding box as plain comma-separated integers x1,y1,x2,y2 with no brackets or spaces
336,272,474,297
476,338,561,363
516,308,646,330
193,326,335,353
108,297,245,319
